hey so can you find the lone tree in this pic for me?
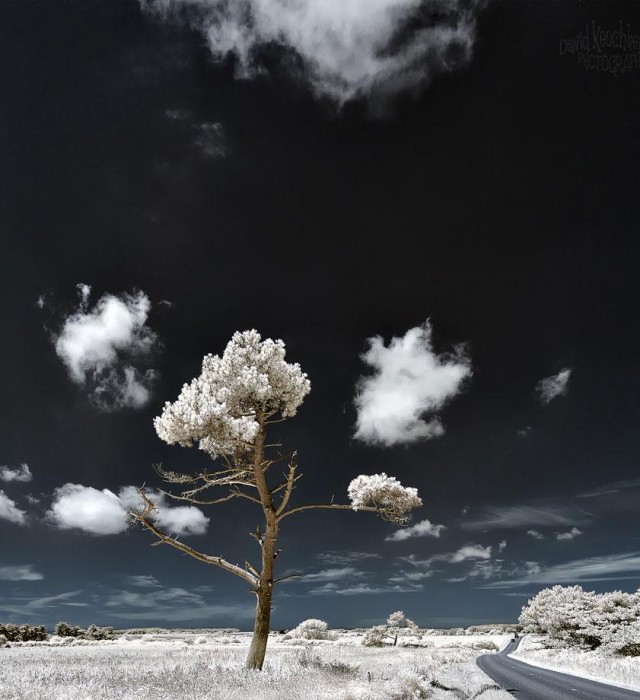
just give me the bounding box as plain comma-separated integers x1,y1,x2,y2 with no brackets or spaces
132,330,422,670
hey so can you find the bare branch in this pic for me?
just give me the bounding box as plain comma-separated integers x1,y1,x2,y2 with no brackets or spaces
159,488,238,506
274,573,303,584
275,453,299,516
132,489,258,586
277,502,385,522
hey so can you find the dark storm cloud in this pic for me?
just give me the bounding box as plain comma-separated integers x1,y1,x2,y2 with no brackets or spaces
139,0,488,107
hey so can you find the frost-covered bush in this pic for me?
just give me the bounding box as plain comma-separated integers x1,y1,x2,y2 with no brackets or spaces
0,634,7,646
55,621,84,638
0,623,47,642
362,626,388,647
362,612,420,647
288,619,331,640
348,473,422,525
519,585,640,654
85,624,115,640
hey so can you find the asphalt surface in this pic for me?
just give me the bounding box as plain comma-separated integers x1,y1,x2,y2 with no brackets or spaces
477,638,640,700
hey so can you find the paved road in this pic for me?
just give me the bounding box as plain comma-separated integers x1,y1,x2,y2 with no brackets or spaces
477,638,640,700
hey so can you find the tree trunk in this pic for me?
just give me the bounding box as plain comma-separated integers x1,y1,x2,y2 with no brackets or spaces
245,583,273,670
245,516,277,670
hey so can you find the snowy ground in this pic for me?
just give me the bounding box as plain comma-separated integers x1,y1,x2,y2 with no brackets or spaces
0,630,513,700
510,635,640,692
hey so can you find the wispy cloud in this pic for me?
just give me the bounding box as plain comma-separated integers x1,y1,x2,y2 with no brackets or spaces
317,551,381,566
535,368,572,405
555,527,582,541
140,0,488,109
302,567,364,583
461,504,590,531
51,285,160,411
386,518,445,542
0,590,85,617
527,530,545,540
354,321,471,446
103,586,252,622
0,565,43,581
124,574,161,588
0,464,32,483
577,477,640,499
0,491,28,525
481,552,640,589
308,582,422,596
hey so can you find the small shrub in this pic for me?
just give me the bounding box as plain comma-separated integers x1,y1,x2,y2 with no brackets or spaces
362,625,388,647
55,621,84,638
288,619,330,640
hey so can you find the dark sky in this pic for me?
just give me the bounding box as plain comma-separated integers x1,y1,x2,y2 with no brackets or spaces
1,0,640,630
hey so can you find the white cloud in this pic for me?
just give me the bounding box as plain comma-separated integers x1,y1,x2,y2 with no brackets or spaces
47,484,209,537
0,590,84,617
0,463,32,483
498,540,507,552
317,551,381,565
0,491,28,525
194,122,226,158
449,544,492,563
48,484,127,535
386,518,445,542
309,582,421,596
125,575,161,588
461,504,590,530
527,529,545,540
517,426,532,438
577,477,640,499
302,567,364,582
0,565,43,581
481,552,640,589
556,527,582,541
354,321,471,446
535,367,572,405
140,0,487,108
52,286,160,411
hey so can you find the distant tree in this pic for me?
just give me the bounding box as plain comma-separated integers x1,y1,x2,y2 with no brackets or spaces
132,330,422,670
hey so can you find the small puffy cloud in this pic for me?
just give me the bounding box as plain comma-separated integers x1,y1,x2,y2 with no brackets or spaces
47,484,209,537
140,0,487,109
517,426,532,438
52,286,160,411
498,540,507,552
354,321,471,446
0,463,32,483
0,565,43,581
0,491,28,525
386,518,445,542
556,527,582,541
48,484,127,535
535,368,572,405
36,295,46,309
527,529,545,540
449,544,492,563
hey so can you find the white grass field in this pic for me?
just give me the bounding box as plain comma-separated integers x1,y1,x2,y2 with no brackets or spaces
0,631,513,700
510,635,640,692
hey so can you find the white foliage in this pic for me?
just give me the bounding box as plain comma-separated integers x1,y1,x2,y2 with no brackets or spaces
386,610,418,631
154,330,310,458
288,619,330,640
348,473,422,524
354,321,471,446
519,584,640,655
